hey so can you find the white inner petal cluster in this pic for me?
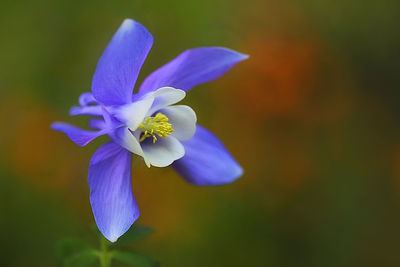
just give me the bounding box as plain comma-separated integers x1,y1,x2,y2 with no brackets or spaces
114,87,197,168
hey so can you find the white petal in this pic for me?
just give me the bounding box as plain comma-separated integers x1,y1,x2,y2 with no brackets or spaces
141,136,185,167
112,127,150,167
160,105,197,141
147,87,186,115
113,96,154,131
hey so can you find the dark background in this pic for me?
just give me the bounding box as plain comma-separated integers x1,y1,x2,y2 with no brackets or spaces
1,0,400,266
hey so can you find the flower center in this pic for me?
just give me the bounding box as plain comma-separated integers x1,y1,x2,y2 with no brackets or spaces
138,112,174,143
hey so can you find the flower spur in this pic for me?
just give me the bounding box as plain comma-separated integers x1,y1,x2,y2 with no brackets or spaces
52,19,248,242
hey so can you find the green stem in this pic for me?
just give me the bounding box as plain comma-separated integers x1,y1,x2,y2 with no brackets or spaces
99,237,111,267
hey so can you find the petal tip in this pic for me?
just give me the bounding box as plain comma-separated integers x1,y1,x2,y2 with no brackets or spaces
100,211,140,243
217,47,249,60
119,19,153,43
69,106,79,116
120,18,135,31
240,53,250,60
229,49,249,61
103,228,125,243
232,164,244,181
106,234,119,243
50,122,61,130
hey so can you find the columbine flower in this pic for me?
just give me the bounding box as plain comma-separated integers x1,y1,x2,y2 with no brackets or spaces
52,19,247,242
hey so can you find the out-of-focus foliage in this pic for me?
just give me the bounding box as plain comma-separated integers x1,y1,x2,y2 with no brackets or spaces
1,0,400,266
57,226,157,267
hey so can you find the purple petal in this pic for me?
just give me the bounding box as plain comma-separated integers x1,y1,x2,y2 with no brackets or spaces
69,105,103,116
79,92,98,106
88,119,106,130
89,142,139,242
139,47,248,94
172,125,243,186
51,122,106,146
92,19,153,105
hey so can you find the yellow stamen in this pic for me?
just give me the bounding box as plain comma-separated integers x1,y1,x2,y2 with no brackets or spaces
138,112,174,143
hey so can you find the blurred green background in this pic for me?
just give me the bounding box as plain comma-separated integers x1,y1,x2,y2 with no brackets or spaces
1,0,400,266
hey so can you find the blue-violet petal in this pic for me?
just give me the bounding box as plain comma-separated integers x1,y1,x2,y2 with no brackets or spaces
139,47,248,93
92,19,153,105
88,141,139,242
172,125,243,185
51,122,106,146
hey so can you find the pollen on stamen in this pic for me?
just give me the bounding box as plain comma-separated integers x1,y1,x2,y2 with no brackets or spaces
138,112,174,143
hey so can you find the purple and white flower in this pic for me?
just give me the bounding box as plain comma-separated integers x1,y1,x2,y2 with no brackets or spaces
52,19,247,242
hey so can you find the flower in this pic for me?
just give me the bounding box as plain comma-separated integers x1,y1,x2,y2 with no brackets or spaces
51,19,248,242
